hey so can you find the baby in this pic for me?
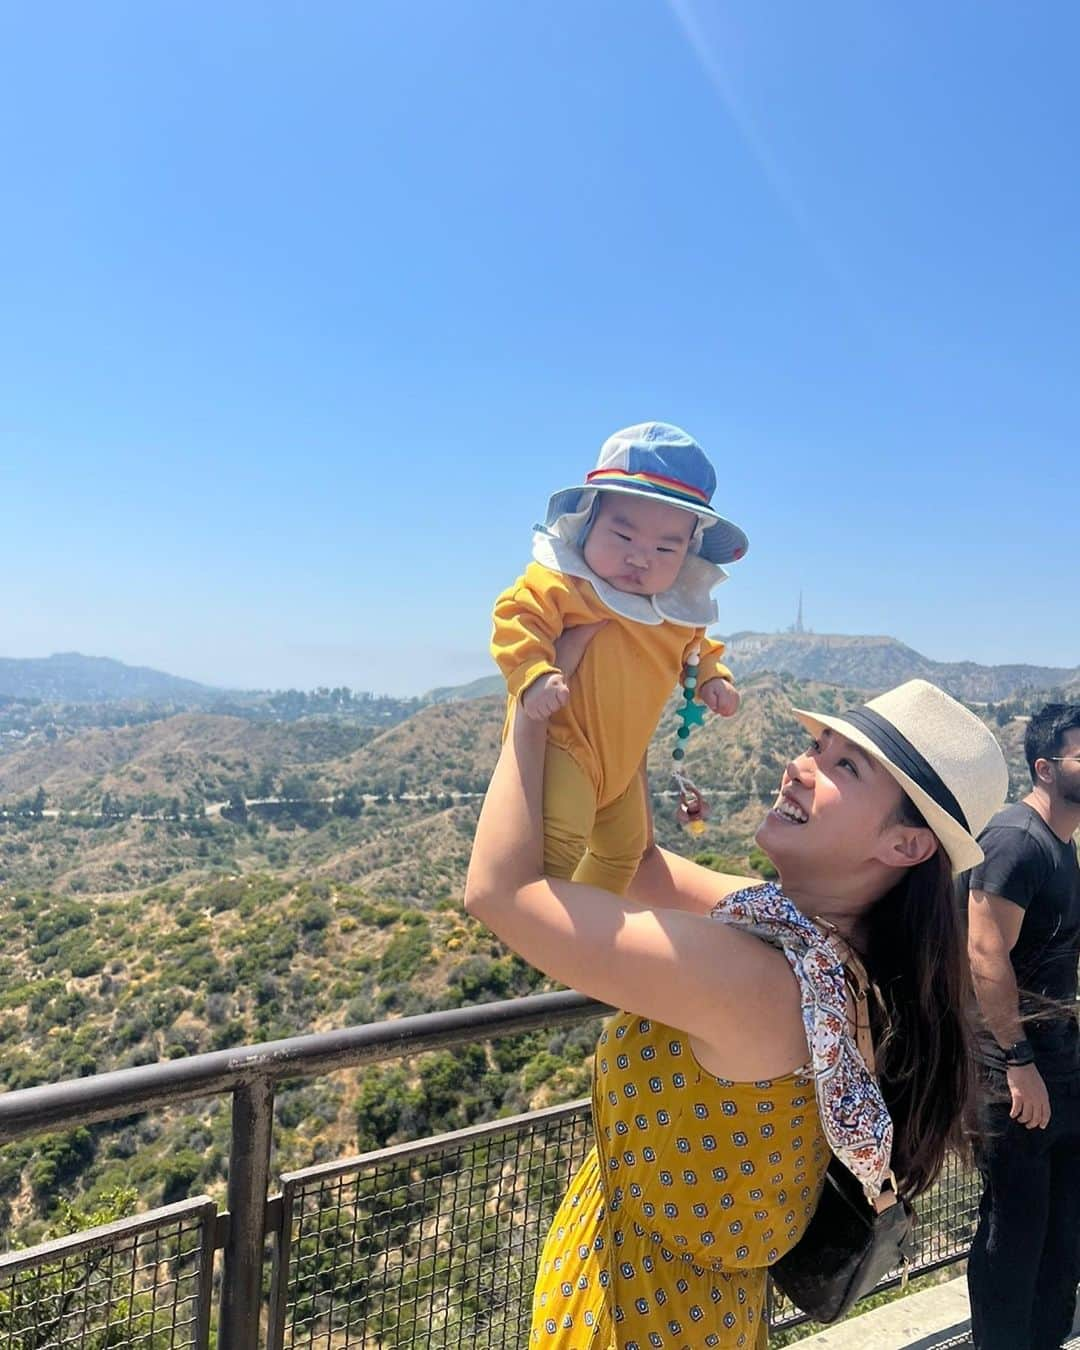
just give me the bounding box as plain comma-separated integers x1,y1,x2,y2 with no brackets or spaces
491,421,747,894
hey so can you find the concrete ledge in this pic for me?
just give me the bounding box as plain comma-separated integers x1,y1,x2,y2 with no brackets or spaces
788,1275,1080,1349
788,1277,971,1349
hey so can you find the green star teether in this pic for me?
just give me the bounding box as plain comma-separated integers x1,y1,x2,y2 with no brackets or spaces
676,699,706,730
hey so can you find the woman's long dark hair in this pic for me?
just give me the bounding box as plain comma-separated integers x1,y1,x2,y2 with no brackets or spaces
861,794,975,1199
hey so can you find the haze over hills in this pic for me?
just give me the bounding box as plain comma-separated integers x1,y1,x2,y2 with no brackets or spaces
0,654,421,742
5,636,1077,714
0,653,217,703
428,632,1080,705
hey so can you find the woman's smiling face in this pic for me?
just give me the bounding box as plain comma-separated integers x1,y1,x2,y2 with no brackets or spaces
755,727,910,883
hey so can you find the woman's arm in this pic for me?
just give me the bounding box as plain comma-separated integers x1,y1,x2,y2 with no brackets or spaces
628,755,753,914
465,711,806,1076
628,841,755,915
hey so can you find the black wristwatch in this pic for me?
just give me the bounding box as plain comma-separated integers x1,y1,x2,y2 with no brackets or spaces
1003,1039,1036,1067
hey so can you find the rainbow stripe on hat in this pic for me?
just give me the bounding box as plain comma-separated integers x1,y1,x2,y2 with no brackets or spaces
585,466,711,509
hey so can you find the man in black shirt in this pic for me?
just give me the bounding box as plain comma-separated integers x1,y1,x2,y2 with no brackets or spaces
968,703,1080,1349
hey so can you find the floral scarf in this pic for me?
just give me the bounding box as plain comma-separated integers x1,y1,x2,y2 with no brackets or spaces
710,880,894,1201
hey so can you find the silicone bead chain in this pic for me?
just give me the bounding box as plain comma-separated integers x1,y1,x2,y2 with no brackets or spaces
672,646,709,836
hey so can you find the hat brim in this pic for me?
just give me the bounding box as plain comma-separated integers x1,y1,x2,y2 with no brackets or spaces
791,707,985,876
545,483,749,566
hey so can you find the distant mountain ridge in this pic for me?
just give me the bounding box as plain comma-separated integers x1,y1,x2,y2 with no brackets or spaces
723,633,1080,701
5,635,1077,712
0,652,216,703
428,633,1080,704
426,674,503,704
0,655,419,729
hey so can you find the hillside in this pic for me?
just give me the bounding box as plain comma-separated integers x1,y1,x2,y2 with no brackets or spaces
0,713,372,808
0,673,1049,1249
327,697,505,796
0,670,1041,827
0,658,422,759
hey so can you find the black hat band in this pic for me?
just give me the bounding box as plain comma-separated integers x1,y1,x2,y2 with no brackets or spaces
840,707,970,834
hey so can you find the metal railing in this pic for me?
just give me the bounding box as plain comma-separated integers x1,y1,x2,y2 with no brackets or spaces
0,1196,216,1349
0,992,981,1347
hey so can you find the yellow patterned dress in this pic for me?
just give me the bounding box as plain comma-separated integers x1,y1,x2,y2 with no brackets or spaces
530,1011,830,1349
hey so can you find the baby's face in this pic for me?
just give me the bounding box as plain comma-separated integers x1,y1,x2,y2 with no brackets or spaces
582,493,696,596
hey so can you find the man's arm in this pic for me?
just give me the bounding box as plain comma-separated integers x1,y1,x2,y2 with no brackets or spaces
968,888,1050,1129
968,890,1026,1047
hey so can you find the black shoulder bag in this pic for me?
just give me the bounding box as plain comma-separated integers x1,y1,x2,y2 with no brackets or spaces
769,952,916,1324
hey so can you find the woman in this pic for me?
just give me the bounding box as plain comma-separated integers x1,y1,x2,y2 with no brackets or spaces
465,626,1008,1349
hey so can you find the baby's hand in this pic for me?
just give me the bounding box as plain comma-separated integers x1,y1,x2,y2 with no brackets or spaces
522,671,570,721
699,677,740,717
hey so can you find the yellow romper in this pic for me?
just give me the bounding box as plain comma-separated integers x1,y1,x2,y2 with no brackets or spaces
492,563,732,894
531,1012,830,1349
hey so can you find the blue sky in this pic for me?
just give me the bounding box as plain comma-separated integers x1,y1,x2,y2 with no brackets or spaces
4,1,1077,695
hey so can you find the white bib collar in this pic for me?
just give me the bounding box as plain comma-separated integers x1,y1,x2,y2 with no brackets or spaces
531,514,726,628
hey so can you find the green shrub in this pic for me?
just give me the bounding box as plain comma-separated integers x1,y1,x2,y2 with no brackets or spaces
69,951,105,979
298,900,333,932
378,921,432,985
160,1149,203,1204
28,1128,95,1209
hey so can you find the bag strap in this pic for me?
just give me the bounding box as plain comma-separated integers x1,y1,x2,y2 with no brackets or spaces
816,923,901,1214
841,952,902,1213
813,922,876,1070
841,947,876,1074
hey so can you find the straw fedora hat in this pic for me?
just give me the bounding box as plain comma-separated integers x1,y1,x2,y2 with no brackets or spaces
791,679,1009,874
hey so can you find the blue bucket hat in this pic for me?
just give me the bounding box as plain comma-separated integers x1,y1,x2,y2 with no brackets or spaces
545,422,749,566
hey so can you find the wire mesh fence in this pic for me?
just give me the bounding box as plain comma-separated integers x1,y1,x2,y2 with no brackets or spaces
0,1197,216,1350
273,1104,982,1348
271,1100,595,1349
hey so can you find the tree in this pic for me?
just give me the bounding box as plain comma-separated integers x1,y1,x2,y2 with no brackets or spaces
281,774,312,803
223,791,248,824
333,786,364,819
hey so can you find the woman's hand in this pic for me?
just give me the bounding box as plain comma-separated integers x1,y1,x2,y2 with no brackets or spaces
521,623,607,721
522,672,570,721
